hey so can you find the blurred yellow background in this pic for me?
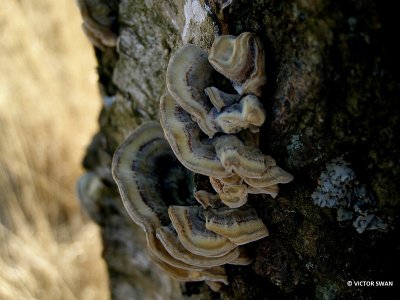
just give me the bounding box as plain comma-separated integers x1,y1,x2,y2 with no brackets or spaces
0,0,109,299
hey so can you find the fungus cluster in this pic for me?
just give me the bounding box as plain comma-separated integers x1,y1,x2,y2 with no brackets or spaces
160,32,293,209
113,122,256,291
112,33,293,291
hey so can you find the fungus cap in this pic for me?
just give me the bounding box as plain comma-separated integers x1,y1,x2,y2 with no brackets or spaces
168,205,237,257
166,44,216,136
160,92,232,178
112,122,170,231
215,94,266,134
242,166,294,187
156,225,240,268
209,32,266,96
205,86,241,112
147,250,229,285
204,206,269,245
77,0,117,49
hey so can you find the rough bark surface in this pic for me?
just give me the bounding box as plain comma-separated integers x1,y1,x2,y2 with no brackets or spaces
80,0,399,299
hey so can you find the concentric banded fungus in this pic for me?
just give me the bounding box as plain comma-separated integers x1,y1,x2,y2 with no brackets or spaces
204,206,269,245
166,44,216,137
112,122,231,284
209,32,266,97
218,185,248,208
215,95,266,134
112,122,183,231
205,87,240,112
148,250,228,285
229,248,253,266
213,135,271,178
242,166,294,187
168,205,237,257
156,225,240,268
146,231,204,271
113,32,294,291
166,43,266,137
77,0,117,50
194,190,222,209
160,92,231,178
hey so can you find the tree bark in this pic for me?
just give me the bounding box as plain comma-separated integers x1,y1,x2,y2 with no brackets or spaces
81,0,399,299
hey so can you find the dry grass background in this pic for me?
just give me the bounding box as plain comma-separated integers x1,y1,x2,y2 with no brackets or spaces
0,0,109,299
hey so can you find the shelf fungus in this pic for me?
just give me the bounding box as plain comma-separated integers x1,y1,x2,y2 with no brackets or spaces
112,32,293,292
166,43,266,137
76,0,117,50
209,32,267,97
112,121,269,291
160,32,293,206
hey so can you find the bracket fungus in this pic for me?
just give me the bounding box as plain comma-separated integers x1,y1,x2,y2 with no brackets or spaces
166,43,267,137
204,206,269,245
160,92,230,178
208,32,267,97
76,0,117,50
112,32,293,291
112,121,270,290
168,205,237,257
160,32,292,199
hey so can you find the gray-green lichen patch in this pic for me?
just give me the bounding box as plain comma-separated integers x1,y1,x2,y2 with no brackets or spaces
311,158,387,234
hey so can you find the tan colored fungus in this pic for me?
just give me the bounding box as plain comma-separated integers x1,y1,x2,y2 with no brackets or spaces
156,226,240,268
219,185,249,208
112,122,169,231
209,32,266,97
166,44,266,137
113,32,295,291
76,0,117,50
160,92,232,178
168,205,238,257
213,135,271,178
166,44,216,137
229,248,253,266
194,190,222,209
242,166,294,187
146,231,205,271
148,250,228,285
112,122,238,287
204,206,269,245
204,86,240,112
214,94,266,134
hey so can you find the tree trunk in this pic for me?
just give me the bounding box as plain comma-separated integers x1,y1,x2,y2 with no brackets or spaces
80,0,399,299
